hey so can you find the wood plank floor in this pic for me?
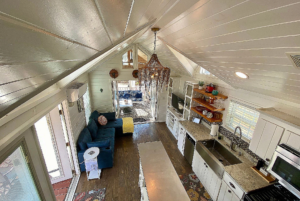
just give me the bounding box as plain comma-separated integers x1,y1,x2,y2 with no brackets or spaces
75,122,192,201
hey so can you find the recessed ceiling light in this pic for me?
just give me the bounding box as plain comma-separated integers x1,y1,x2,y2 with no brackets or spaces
235,72,248,79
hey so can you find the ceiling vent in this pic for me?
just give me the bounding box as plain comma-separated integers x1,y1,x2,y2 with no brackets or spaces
286,53,300,70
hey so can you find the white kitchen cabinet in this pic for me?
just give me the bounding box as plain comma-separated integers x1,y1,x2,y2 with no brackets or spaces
285,131,300,151
177,124,186,155
192,151,222,200
249,118,284,161
217,181,240,201
166,108,184,140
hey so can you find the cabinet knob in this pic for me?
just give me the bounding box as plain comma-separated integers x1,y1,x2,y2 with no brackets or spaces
229,182,235,189
266,158,270,162
228,190,231,193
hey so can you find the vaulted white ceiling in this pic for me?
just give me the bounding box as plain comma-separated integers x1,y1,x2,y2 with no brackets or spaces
1,0,300,117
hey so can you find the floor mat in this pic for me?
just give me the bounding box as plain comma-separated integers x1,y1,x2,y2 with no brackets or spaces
52,179,72,201
179,173,213,201
73,188,106,201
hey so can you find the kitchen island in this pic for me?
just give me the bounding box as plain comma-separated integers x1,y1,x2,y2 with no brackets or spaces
138,141,190,201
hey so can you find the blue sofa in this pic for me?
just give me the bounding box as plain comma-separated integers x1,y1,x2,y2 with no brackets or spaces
118,90,143,101
77,120,115,172
89,111,123,136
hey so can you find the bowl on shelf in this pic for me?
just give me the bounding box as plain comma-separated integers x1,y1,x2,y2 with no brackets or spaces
195,106,206,112
212,90,219,96
206,112,213,118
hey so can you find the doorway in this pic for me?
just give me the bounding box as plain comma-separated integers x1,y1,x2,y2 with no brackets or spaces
34,104,75,201
114,80,155,124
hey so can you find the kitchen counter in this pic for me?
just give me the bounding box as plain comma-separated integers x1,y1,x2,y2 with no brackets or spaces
179,120,213,141
179,120,270,193
138,141,190,201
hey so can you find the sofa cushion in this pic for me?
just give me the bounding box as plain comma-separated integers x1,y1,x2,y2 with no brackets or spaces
87,119,98,139
100,118,122,129
87,140,110,149
100,112,116,121
89,110,99,124
96,128,115,140
77,128,92,150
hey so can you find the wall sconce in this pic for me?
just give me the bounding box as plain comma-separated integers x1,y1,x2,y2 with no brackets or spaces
100,88,103,93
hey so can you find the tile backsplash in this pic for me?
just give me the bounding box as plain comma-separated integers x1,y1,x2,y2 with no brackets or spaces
201,118,262,162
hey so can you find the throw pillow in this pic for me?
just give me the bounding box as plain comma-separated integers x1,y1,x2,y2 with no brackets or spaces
86,140,110,149
98,115,107,126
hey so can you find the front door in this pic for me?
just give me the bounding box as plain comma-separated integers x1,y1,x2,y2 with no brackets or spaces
34,106,73,184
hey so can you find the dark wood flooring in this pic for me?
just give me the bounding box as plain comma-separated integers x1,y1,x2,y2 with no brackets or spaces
75,122,192,201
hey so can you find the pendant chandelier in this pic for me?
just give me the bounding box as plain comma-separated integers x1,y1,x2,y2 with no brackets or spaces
138,28,170,93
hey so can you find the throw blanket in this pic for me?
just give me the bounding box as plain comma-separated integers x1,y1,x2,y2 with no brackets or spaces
122,117,134,134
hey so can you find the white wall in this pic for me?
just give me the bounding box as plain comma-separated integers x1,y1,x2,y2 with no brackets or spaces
66,74,90,142
90,45,149,112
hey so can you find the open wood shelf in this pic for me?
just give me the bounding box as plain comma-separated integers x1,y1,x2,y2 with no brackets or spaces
192,98,225,112
194,88,228,100
191,107,222,123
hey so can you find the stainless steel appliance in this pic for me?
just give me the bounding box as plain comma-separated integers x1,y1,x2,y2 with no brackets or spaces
267,144,300,198
244,144,300,201
184,133,195,165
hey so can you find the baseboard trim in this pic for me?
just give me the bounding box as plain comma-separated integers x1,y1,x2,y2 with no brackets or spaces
65,174,81,201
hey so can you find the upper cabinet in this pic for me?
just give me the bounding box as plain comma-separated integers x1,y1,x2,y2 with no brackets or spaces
250,108,300,162
249,118,284,161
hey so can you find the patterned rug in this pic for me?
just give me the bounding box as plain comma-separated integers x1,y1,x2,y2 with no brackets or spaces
179,173,213,201
119,102,153,123
73,188,106,201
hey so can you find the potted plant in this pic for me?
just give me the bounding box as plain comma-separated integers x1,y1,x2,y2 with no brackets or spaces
198,81,205,90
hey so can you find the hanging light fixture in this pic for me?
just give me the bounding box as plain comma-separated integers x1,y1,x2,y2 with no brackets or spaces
138,28,170,94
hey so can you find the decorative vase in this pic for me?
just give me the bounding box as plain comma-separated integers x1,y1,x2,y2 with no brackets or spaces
212,90,219,96
199,86,203,90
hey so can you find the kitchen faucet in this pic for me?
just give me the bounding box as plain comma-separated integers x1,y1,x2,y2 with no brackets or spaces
230,126,243,156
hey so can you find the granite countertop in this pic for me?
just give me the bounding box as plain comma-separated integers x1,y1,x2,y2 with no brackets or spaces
179,120,270,193
138,141,190,201
179,120,214,141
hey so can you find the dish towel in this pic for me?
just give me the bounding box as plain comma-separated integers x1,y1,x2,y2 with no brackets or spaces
122,117,134,134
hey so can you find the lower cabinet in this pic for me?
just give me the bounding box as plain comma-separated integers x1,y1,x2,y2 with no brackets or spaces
177,124,186,155
192,151,221,200
217,181,240,201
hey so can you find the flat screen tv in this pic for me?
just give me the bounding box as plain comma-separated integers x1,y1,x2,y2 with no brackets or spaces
172,93,184,114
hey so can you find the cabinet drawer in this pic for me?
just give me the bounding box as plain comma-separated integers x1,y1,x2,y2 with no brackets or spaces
223,172,244,199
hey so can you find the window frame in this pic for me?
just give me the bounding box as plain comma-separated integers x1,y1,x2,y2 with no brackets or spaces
224,100,260,141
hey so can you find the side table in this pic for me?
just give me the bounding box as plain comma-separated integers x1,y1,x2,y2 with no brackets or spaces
83,147,101,180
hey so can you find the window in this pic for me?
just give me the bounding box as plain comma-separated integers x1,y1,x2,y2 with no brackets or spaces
122,49,133,69
200,67,211,75
0,146,41,200
225,101,259,140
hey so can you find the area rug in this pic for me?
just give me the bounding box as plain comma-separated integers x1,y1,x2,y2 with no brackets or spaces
119,102,153,123
179,173,213,201
73,188,106,201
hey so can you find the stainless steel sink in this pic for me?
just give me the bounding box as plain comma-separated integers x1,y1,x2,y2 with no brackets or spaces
196,139,242,179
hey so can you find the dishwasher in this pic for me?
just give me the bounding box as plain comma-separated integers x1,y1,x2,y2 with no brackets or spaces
184,133,196,165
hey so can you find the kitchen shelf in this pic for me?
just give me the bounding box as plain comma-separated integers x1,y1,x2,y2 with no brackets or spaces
192,98,225,112
193,88,228,100
191,107,222,123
